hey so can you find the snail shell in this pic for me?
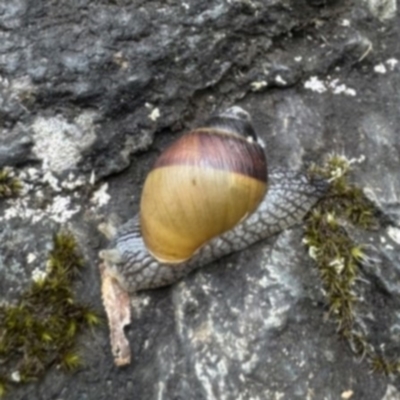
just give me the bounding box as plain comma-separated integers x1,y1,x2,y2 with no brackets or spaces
140,107,267,263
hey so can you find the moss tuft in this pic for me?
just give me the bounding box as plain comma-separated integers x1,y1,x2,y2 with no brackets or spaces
304,154,399,374
308,155,378,229
370,355,400,375
0,169,22,198
0,378,6,398
0,232,101,397
60,351,82,371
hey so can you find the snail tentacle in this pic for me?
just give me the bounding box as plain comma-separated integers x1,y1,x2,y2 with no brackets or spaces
101,167,328,294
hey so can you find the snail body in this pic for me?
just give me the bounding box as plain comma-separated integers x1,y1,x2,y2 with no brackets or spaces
103,167,327,293
98,106,328,365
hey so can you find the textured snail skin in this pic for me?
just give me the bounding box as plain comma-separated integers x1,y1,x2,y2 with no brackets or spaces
100,167,328,294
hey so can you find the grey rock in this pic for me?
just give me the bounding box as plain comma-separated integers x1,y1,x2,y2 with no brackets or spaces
382,385,400,400
0,133,33,168
365,0,397,21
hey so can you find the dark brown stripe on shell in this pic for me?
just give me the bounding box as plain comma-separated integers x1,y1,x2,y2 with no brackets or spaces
153,129,267,183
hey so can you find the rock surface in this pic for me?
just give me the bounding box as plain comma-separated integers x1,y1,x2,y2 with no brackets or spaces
1,0,400,399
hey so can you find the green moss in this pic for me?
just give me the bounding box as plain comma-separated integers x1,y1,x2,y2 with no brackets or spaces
0,232,101,397
0,379,5,399
370,355,400,375
60,351,82,371
308,155,378,229
0,169,22,198
304,154,398,374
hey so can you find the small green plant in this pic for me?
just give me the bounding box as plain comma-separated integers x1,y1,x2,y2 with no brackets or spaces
304,154,398,374
0,169,22,198
0,232,101,397
370,355,400,375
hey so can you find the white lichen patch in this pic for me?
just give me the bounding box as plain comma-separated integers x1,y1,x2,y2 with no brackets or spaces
42,171,62,192
32,111,97,173
31,267,48,282
26,253,37,264
10,371,21,383
250,80,268,91
304,76,327,93
275,75,287,86
348,154,366,165
91,183,111,208
304,76,356,96
0,167,95,225
374,63,387,74
2,198,37,221
46,196,80,224
329,79,357,96
386,58,399,71
387,227,400,245
372,59,399,82
0,194,80,225
17,167,88,196
61,172,87,191
148,107,160,121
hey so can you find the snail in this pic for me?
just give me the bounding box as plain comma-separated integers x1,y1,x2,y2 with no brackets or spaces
98,106,328,366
